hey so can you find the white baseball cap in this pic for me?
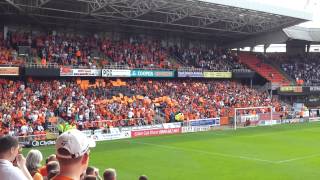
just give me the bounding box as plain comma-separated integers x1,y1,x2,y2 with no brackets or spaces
55,129,96,159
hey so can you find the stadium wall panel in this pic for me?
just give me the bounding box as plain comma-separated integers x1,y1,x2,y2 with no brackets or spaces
25,67,60,77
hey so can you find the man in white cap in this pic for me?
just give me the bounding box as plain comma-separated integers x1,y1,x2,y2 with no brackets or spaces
52,129,96,180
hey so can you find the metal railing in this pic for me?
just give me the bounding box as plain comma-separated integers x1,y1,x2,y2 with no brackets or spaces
77,118,160,128
232,69,253,73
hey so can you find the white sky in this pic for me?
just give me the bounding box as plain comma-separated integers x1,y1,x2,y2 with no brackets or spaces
249,0,320,28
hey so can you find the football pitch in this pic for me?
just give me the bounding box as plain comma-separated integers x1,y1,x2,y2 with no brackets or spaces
29,122,320,180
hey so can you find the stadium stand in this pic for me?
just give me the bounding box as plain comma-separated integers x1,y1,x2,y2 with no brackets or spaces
276,53,320,86
0,0,315,179
239,53,291,86
0,30,253,71
172,47,247,71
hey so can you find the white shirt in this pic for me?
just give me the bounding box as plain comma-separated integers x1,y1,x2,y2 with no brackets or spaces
0,159,28,180
128,111,134,119
21,125,28,134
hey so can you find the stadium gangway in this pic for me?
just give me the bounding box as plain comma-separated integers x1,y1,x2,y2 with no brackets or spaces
177,67,203,72
0,64,20,67
232,69,253,73
77,118,162,129
24,63,60,68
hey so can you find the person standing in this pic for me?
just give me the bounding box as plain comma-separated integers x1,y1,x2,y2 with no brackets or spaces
0,135,33,180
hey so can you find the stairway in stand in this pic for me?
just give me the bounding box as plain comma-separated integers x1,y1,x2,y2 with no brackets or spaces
239,53,291,86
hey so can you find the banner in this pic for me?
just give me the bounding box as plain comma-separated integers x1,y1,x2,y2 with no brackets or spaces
177,71,203,77
130,70,174,78
279,86,303,93
60,67,101,76
31,140,56,147
91,132,131,141
131,128,181,138
182,126,212,133
0,67,19,76
162,122,182,129
102,69,131,77
189,118,220,126
239,114,259,123
309,86,320,92
131,124,163,131
203,72,232,78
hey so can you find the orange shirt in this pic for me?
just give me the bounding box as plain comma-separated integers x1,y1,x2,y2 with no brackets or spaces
33,172,43,180
39,166,47,177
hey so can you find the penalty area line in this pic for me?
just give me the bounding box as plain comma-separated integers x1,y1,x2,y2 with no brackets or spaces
129,140,276,164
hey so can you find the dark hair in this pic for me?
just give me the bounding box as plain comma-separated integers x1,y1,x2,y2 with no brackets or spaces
86,166,95,175
139,175,148,180
103,168,116,180
84,175,97,180
47,170,59,180
46,161,60,174
0,135,19,154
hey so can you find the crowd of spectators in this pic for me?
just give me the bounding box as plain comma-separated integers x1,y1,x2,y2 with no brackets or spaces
101,38,175,69
268,53,320,86
0,31,177,69
0,30,252,71
172,47,247,71
0,78,285,136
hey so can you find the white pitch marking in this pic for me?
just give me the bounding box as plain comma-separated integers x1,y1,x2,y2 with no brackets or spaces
277,153,320,164
130,140,276,164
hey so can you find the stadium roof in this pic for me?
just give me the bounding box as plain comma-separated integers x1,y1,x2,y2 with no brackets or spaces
227,26,320,48
283,26,320,42
0,0,312,43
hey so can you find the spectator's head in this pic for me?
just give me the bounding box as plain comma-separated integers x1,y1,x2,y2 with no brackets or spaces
55,129,96,179
26,149,43,174
139,175,148,180
45,154,57,164
0,135,19,161
46,160,60,176
86,166,95,175
103,168,117,180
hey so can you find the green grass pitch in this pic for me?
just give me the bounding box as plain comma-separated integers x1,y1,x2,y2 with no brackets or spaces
26,122,320,180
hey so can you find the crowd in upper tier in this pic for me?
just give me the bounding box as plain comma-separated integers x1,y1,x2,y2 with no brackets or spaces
0,30,249,71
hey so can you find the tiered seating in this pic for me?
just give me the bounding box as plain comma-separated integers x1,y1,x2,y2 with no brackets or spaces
239,53,291,86
173,47,247,70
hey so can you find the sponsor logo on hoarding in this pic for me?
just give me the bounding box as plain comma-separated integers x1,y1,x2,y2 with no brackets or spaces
189,118,220,126
177,71,203,77
60,68,101,76
310,86,320,92
92,132,131,141
162,122,182,129
130,70,174,77
203,72,232,78
131,128,181,138
280,86,303,93
31,140,56,147
0,67,19,76
182,126,212,133
102,69,131,77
